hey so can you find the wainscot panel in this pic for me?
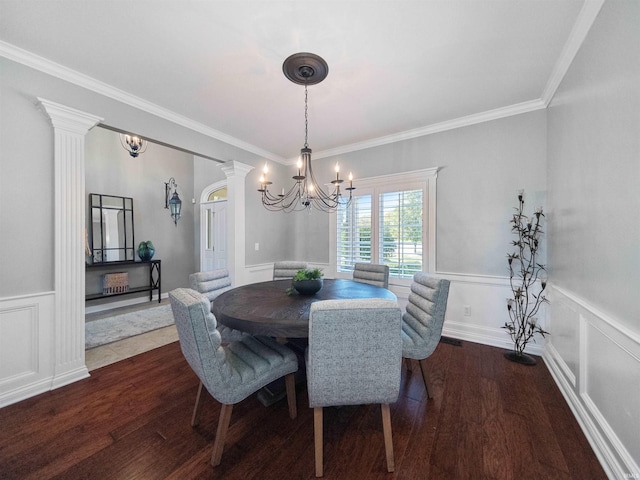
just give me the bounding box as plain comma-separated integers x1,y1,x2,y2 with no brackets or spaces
544,285,640,480
0,292,55,407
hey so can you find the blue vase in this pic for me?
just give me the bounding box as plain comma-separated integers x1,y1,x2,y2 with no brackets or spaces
138,246,155,261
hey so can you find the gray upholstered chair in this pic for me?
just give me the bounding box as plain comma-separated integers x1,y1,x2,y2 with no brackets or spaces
189,269,245,343
352,262,390,288
169,288,299,466
307,299,402,477
273,261,308,280
401,272,450,398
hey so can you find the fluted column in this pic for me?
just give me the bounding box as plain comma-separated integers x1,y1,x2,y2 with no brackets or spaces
38,98,102,387
220,161,253,286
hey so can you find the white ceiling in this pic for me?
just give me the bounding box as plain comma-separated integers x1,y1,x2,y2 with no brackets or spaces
0,1,596,163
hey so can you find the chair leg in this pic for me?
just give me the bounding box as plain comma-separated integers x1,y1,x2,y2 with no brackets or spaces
381,404,395,473
191,381,205,427
418,359,432,398
211,403,233,467
404,357,413,372
314,407,323,477
285,373,297,419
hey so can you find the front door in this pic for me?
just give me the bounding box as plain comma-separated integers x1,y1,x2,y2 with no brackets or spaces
200,200,227,271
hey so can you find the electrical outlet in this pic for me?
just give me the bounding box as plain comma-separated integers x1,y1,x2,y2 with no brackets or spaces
463,305,471,316
254,243,259,251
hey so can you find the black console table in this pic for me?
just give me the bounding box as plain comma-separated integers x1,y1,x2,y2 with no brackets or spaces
85,259,161,303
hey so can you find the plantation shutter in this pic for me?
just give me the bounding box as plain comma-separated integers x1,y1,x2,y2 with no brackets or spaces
336,194,372,273
378,189,423,279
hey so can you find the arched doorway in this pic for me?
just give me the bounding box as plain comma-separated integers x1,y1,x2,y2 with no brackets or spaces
200,181,228,271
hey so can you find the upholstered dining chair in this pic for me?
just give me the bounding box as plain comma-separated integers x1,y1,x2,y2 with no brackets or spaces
169,288,299,467
189,269,245,343
307,299,402,477
401,272,450,398
273,261,308,280
352,262,390,288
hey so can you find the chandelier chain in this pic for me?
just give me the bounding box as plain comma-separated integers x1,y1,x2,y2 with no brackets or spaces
304,83,309,148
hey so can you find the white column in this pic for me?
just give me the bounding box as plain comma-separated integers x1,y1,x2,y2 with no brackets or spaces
219,161,253,286
38,98,102,388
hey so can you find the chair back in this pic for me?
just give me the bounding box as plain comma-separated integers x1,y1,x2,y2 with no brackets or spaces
353,263,389,288
273,261,308,280
170,288,298,405
189,269,232,302
307,299,402,408
169,288,225,391
401,272,450,360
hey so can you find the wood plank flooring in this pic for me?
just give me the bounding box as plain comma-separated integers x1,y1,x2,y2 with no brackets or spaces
0,340,607,479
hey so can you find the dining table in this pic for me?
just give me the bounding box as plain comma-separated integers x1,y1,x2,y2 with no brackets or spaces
211,277,397,406
211,278,397,338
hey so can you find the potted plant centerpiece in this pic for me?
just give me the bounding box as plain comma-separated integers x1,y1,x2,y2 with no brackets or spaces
288,268,324,295
503,189,549,365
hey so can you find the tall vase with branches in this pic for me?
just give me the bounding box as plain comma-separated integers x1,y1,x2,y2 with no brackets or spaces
503,189,549,365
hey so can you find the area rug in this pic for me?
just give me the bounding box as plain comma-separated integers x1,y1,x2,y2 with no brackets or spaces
86,304,174,349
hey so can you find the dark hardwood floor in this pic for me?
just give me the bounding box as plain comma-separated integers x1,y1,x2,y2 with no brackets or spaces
0,340,606,479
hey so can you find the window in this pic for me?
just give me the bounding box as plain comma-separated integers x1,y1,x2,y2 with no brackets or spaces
331,168,438,284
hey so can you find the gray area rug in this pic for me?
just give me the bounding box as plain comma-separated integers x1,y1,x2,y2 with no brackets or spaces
86,304,174,349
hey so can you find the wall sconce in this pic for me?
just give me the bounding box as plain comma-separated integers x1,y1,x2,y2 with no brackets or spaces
164,177,182,225
120,133,147,157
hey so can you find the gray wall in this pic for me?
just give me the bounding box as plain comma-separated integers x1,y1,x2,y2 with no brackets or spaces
85,127,195,303
294,110,548,275
547,0,639,332
0,57,280,297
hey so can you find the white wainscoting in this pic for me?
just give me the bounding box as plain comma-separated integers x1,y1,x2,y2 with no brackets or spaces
0,292,55,407
544,286,640,480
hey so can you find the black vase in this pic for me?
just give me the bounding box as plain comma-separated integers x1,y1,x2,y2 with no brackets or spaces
292,278,323,295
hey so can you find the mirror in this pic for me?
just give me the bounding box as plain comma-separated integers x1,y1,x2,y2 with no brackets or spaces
89,193,135,263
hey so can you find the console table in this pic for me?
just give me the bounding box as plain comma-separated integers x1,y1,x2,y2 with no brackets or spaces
85,259,161,303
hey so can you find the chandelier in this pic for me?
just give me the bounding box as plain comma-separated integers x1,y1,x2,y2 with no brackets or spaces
258,52,354,213
120,134,147,157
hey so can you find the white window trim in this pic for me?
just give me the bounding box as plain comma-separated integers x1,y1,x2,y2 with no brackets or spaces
329,167,439,286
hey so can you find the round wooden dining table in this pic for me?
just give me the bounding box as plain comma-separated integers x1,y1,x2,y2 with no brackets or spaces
211,278,397,338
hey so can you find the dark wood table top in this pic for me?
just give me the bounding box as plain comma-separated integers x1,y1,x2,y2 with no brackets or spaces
211,278,397,338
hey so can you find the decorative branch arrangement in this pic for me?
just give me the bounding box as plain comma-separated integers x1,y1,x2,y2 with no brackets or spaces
503,189,549,365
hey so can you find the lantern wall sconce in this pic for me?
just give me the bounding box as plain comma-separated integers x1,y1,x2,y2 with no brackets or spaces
120,134,147,157
164,177,182,226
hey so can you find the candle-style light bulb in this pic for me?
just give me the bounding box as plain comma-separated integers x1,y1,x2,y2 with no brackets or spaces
348,172,353,181
297,158,303,169
263,163,268,174
259,174,265,184
335,163,340,173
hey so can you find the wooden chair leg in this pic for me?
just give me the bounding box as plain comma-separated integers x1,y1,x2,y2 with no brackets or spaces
211,403,233,467
314,407,323,477
404,357,413,372
418,359,431,398
191,381,205,427
285,373,297,419
381,404,395,473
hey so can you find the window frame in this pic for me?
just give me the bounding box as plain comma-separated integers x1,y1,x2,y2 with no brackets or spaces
329,167,438,287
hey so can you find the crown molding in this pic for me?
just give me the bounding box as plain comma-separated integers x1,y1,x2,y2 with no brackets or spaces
540,0,605,106
1,0,601,167
0,40,284,163
309,99,547,162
